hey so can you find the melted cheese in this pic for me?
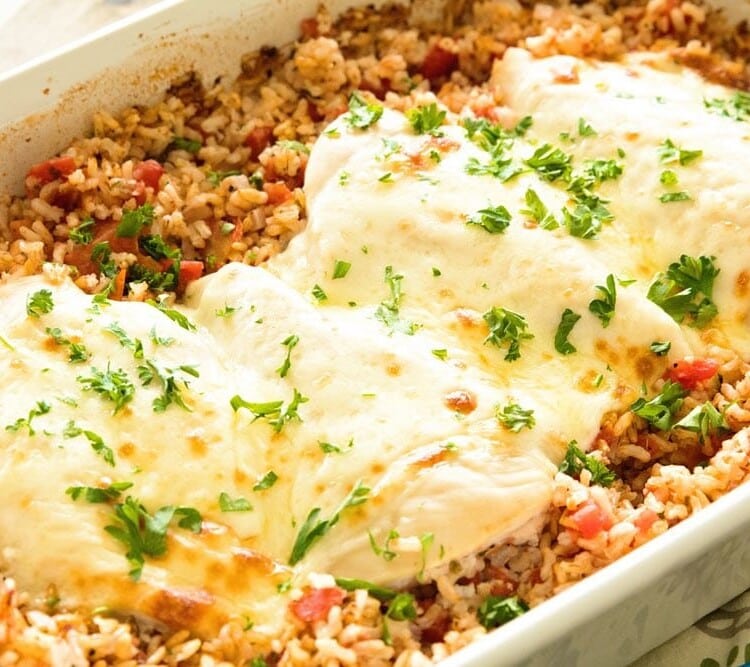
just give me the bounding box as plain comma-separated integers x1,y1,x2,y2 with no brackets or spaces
0,50,744,639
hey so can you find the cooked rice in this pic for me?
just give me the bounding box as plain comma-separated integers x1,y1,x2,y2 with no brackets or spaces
2,0,750,665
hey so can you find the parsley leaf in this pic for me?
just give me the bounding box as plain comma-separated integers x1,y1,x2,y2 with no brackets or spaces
311,284,328,302
478,595,528,630
116,204,154,238
139,234,180,262
406,103,446,135
589,274,617,327
77,365,135,414
5,401,51,437
369,529,399,562
276,334,299,378
207,169,242,187
334,577,401,601
704,92,750,122
346,92,383,130
562,205,602,240
169,136,202,153
660,170,679,186
45,327,91,363
253,470,279,491
63,421,116,467
630,380,687,431
583,159,623,183
521,188,558,230
554,308,581,355
559,440,616,487
147,295,197,332
218,492,253,512
525,144,572,182
466,205,511,234
659,191,691,203
650,340,671,356
482,307,533,362
26,289,54,318
104,496,202,580
69,218,95,244
647,254,719,328
332,259,351,279
104,322,144,359
66,481,133,503
674,402,728,442
374,265,418,335
578,118,597,137
658,139,702,166
230,388,308,433
289,480,370,564
495,402,535,432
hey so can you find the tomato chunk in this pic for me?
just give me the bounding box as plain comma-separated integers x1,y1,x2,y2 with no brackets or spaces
244,126,274,159
300,17,319,39
178,260,205,291
666,358,720,390
569,500,612,539
27,156,76,185
420,45,458,83
133,159,164,191
633,509,658,533
264,181,293,205
290,587,345,623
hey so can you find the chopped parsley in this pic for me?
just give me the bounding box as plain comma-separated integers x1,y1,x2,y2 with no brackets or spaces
477,595,528,630
149,327,174,347
647,254,719,328
215,304,238,318
674,402,728,442
521,188,558,230
562,205,601,240
650,341,672,356
346,92,383,130
289,480,370,564
206,169,242,187
69,217,95,244
66,481,133,503
658,139,703,166
332,259,351,279
253,470,279,491
482,307,533,362
277,140,310,155
116,204,154,238
431,348,448,361
559,440,616,487
104,496,202,580
147,295,197,332
319,438,354,454
630,380,687,431
495,402,536,433
369,529,399,561
5,401,51,437
139,235,180,262
554,308,581,355
432,267,442,277
311,284,328,302
524,144,572,182
104,322,144,359
589,274,617,327
137,360,199,412
276,334,299,378
704,92,750,122
218,492,253,512
374,265,418,335
406,102,446,135
334,577,402,601
578,118,597,137
169,136,202,153
45,327,91,363
583,159,623,183
230,388,308,433
659,191,691,203
77,365,135,414
26,289,54,318
64,421,116,467
660,170,679,186
514,116,533,136
466,205,512,234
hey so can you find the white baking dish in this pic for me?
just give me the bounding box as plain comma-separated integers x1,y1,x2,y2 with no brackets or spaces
0,1,748,665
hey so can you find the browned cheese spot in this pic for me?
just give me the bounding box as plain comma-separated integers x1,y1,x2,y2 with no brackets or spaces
443,389,477,413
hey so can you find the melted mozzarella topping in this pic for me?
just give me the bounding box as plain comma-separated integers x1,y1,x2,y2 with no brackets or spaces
0,49,743,638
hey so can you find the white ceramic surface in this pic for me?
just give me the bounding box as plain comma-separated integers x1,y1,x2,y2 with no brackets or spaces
0,1,749,664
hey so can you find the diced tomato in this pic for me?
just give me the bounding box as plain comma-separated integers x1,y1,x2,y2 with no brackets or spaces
133,159,164,191
27,156,76,185
264,181,293,205
290,587,345,623
64,221,139,275
569,500,613,539
420,45,458,83
178,260,204,291
300,17,319,39
244,126,274,160
132,181,147,206
633,509,658,533
666,358,720,390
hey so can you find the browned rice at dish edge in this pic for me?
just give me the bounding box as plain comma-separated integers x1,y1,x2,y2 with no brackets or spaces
1,1,750,665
